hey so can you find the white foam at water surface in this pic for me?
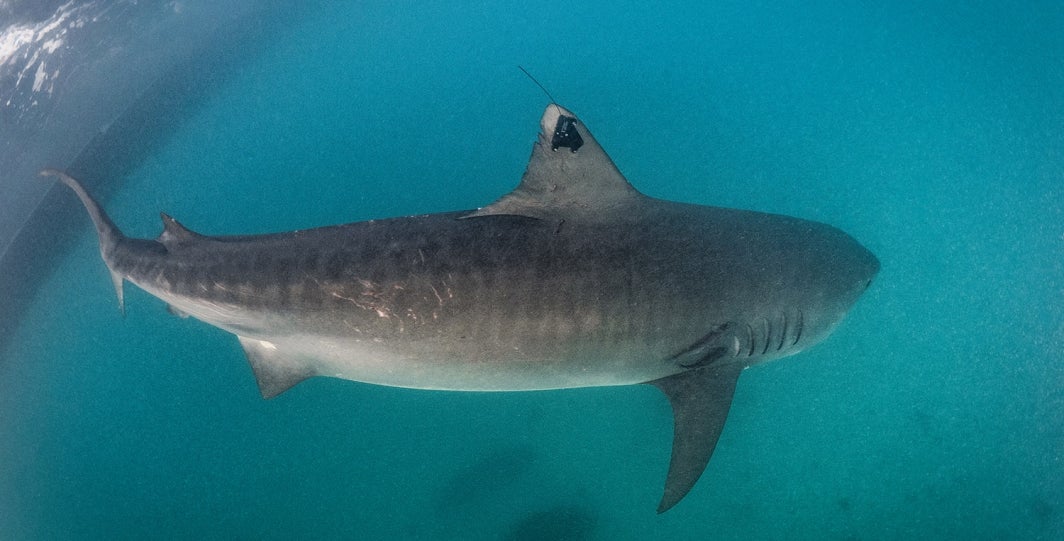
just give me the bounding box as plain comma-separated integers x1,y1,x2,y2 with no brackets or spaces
1,0,100,104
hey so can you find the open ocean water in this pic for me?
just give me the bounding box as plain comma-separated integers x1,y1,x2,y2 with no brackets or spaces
2,1,1062,539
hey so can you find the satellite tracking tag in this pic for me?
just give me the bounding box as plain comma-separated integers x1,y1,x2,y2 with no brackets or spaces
551,115,584,152
515,67,582,152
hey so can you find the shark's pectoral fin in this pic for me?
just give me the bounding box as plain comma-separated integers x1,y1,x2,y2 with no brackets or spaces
237,336,314,399
648,364,743,513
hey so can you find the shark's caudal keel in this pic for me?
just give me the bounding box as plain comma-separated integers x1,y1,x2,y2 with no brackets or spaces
43,103,878,513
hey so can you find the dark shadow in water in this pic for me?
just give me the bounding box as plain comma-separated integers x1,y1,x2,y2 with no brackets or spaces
433,443,540,513
0,5,310,359
837,496,852,512
503,504,598,541
1029,495,1055,528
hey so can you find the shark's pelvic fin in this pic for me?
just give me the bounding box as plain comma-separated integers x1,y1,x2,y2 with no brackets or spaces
467,104,646,222
40,168,128,314
237,336,315,399
166,304,191,318
648,364,743,513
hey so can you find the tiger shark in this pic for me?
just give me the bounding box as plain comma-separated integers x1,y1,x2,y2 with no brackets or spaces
42,103,878,512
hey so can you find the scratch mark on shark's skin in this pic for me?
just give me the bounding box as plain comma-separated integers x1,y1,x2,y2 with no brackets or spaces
329,291,361,307
430,284,444,306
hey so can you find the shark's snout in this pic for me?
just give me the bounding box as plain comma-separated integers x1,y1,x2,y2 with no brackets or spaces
837,243,879,317
859,244,880,291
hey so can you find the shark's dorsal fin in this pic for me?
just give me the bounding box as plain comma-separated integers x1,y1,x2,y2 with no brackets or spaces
648,364,743,513
467,104,646,221
158,212,206,248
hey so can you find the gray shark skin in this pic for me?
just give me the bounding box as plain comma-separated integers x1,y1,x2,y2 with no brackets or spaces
42,103,879,513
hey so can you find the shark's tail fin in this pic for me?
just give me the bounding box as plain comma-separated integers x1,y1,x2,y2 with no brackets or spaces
40,169,128,313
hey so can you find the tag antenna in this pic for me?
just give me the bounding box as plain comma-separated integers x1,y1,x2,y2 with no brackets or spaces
518,66,557,104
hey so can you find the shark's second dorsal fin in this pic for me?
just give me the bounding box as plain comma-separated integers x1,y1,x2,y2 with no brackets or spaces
158,213,206,249
467,104,646,222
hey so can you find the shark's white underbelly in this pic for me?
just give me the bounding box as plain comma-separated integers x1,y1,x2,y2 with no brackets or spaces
250,333,669,391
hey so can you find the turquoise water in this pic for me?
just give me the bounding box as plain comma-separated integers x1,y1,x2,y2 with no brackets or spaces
3,1,1063,539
